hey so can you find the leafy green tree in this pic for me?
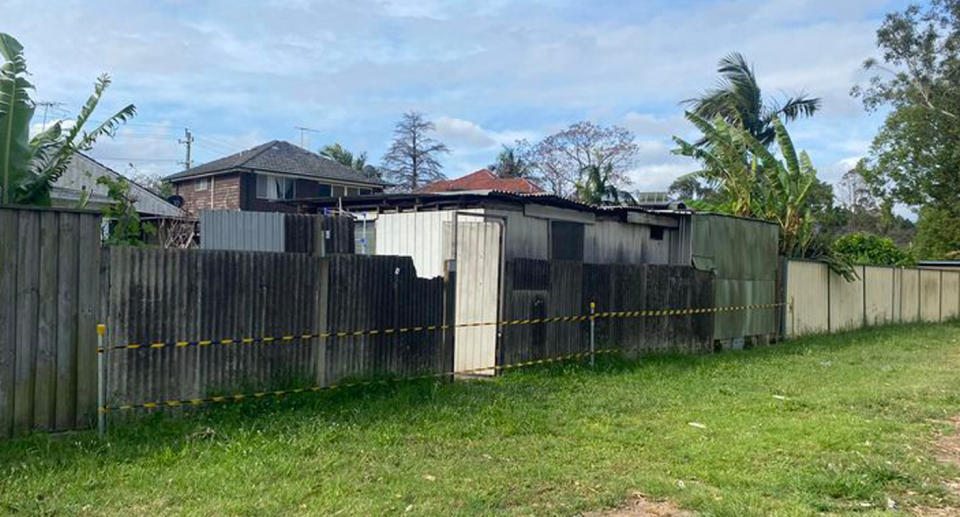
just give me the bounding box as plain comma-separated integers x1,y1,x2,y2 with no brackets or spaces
574,163,636,206
97,175,154,246
833,233,914,266
684,52,820,146
914,205,960,259
852,1,960,258
0,32,136,205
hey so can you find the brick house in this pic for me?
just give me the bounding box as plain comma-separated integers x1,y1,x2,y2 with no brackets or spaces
418,168,543,194
164,140,386,214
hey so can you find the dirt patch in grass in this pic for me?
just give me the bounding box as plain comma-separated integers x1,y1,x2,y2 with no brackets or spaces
914,417,960,516
583,493,693,517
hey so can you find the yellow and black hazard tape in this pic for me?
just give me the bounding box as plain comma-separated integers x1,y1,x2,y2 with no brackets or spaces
97,302,786,354
98,347,624,413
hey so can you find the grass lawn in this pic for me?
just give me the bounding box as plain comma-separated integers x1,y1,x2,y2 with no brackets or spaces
3,322,960,516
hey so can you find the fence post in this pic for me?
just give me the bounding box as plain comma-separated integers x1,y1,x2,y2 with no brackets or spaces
96,323,106,436
589,301,596,367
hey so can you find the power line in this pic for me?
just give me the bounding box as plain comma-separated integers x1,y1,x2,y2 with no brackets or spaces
91,156,181,162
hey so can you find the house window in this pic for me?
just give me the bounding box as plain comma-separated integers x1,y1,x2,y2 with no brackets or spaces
550,221,584,261
317,183,332,197
256,174,295,200
331,185,345,197
195,178,209,191
650,226,665,241
359,189,372,196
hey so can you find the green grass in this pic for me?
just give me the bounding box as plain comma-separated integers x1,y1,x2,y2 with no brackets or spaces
3,322,960,516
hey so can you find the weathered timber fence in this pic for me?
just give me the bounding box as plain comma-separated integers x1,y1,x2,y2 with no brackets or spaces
0,206,102,438
499,259,717,365
101,249,445,409
785,260,960,336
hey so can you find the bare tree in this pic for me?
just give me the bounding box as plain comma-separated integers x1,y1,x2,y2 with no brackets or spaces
525,122,638,197
381,112,449,191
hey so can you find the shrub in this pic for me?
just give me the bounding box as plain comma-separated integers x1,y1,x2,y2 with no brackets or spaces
833,232,914,266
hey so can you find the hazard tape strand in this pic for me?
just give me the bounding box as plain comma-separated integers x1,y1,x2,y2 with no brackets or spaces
98,347,626,413
97,303,785,353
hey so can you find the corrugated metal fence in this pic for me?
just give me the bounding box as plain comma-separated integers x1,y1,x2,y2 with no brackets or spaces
785,260,960,336
0,206,102,438
200,211,354,254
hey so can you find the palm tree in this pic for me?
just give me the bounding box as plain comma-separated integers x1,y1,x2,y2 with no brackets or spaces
488,145,531,178
320,143,367,171
684,52,820,146
575,163,637,206
0,32,136,205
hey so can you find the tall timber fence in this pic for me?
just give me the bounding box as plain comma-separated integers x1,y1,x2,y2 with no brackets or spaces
0,206,102,437
785,260,960,336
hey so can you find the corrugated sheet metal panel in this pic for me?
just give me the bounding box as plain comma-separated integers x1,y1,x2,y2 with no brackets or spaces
829,265,865,331
785,260,829,336
864,266,897,326
200,211,284,252
943,272,960,320
901,269,920,322
690,214,779,340
374,211,454,278
486,208,549,260
920,270,942,322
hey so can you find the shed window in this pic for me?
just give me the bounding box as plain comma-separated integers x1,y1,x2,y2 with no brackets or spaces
650,226,664,241
256,174,295,200
550,221,584,261
195,178,209,191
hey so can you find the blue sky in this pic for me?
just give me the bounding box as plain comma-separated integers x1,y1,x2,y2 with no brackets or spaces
3,0,915,198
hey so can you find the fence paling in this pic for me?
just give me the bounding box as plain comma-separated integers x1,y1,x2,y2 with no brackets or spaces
96,303,785,416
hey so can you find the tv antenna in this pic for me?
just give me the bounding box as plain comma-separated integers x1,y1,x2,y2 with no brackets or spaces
293,126,321,149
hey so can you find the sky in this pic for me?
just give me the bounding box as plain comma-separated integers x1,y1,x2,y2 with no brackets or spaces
3,0,916,200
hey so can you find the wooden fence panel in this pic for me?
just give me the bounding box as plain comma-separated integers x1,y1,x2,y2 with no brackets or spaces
0,206,102,438
102,248,328,408
501,259,715,364
323,255,446,384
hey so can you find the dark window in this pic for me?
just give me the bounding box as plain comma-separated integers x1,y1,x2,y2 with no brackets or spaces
650,226,664,241
317,183,331,197
550,221,584,261
359,189,372,195
331,185,345,197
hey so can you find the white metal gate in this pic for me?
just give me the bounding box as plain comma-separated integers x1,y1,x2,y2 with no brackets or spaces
453,217,503,376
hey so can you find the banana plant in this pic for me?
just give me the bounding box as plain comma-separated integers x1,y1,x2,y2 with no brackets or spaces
672,112,759,217
0,32,136,206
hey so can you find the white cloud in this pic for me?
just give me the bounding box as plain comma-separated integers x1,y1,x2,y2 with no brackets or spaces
3,0,901,184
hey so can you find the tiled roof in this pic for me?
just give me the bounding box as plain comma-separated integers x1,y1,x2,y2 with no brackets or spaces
164,140,385,186
419,168,543,194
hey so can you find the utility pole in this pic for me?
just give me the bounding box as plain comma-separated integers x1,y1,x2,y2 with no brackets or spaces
35,101,65,131
178,128,194,170
293,126,321,149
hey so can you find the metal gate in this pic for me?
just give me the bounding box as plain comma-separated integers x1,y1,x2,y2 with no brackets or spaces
453,215,503,376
